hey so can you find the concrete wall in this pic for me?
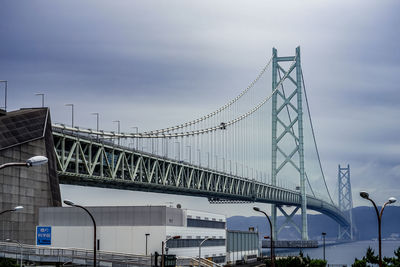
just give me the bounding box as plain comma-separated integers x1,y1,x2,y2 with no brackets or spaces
39,206,185,227
0,138,54,244
47,225,166,255
45,225,227,259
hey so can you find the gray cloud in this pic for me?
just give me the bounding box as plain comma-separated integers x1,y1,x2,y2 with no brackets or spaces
0,0,399,215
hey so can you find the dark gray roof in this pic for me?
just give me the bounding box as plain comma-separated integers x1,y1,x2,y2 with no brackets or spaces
0,108,48,151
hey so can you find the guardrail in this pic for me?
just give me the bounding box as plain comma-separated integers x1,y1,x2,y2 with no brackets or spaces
0,242,151,266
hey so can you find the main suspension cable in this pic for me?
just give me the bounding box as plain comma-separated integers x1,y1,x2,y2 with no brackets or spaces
143,56,273,134
301,69,334,205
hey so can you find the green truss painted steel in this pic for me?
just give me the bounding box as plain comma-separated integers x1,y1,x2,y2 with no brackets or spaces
271,47,308,240
52,129,349,228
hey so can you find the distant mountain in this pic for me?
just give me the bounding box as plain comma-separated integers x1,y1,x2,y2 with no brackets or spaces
227,206,400,241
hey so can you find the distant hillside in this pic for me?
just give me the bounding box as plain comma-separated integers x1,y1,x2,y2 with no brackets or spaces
227,206,400,240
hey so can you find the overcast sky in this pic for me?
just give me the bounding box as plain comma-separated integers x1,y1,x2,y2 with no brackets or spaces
1,0,399,217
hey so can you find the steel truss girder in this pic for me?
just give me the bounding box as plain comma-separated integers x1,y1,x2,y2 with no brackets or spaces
52,129,349,229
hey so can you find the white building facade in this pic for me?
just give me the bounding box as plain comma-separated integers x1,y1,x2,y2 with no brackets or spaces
38,206,226,263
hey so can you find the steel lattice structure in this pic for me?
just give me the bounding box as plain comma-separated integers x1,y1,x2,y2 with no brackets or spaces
271,47,308,240
338,164,354,240
52,129,349,228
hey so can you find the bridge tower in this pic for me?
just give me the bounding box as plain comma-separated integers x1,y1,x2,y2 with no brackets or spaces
338,164,354,240
271,47,308,240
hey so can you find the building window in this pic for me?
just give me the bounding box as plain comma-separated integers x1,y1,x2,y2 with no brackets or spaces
166,239,226,248
187,218,225,229
212,256,226,263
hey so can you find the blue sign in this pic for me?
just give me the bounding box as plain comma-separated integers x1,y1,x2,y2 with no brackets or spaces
37,226,51,245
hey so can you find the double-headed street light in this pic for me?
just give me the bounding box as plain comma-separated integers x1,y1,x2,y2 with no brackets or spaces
198,237,213,267
64,200,97,267
360,191,396,267
253,206,275,267
162,235,180,267
0,156,48,170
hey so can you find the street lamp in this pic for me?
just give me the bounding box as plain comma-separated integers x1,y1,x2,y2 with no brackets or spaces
5,239,22,267
198,237,213,267
113,120,121,146
360,191,397,267
253,206,275,267
0,156,48,170
132,127,138,150
0,80,7,111
145,233,150,256
91,113,99,132
65,104,74,127
162,235,180,267
35,93,45,107
64,200,97,267
91,113,100,140
0,206,23,216
321,232,326,262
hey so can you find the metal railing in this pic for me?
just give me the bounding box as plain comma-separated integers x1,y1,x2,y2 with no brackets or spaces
0,242,151,266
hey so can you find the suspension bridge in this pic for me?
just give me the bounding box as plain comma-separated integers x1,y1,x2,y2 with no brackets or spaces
51,47,354,241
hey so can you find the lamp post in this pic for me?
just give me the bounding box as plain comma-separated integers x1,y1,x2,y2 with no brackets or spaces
5,239,22,267
321,232,326,262
132,127,139,150
64,200,97,267
162,235,180,267
65,104,74,127
0,80,7,111
145,233,150,256
35,93,45,107
0,156,48,170
360,191,396,267
253,206,275,267
113,120,121,145
91,113,100,140
198,237,213,267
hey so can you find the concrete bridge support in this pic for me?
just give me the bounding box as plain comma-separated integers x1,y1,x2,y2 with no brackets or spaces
0,108,61,244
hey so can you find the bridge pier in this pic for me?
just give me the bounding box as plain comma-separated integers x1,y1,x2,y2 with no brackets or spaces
0,108,61,244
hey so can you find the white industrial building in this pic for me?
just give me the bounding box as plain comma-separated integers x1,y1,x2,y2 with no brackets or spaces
38,205,227,263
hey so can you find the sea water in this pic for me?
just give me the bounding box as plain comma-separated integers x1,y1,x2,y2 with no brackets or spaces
264,240,400,266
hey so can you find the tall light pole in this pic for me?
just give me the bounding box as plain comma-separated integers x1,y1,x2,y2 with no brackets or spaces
0,80,7,111
145,233,150,256
132,127,138,150
253,206,275,267
162,235,180,267
360,191,396,267
321,232,326,262
64,200,97,267
35,93,45,107
0,156,48,170
5,239,22,267
91,113,100,140
65,104,74,127
91,113,99,132
198,237,213,267
113,120,121,146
